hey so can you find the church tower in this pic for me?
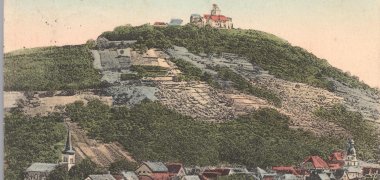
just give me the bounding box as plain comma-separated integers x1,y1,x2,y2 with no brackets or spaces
345,139,359,166
62,129,75,170
211,4,221,16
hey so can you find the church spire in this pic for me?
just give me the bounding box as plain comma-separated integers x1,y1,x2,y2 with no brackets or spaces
62,129,75,155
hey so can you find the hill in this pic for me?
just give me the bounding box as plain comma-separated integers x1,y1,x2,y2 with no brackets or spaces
4,24,380,179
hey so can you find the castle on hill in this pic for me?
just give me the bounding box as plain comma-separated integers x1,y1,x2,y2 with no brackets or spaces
190,4,233,29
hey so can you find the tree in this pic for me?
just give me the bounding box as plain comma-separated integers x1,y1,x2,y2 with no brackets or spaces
109,159,138,174
85,39,96,49
48,165,69,180
68,159,97,179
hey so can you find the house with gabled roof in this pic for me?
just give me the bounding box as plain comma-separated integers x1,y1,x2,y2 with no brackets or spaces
24,163,58,180
302,156,330,170
135,161,170,179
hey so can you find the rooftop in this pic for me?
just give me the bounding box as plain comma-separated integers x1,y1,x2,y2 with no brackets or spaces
26,163,58,172
143,161,168,172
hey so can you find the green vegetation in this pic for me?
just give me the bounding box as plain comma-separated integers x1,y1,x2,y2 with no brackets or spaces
100,24,375,92
130,65,168,77
48,159,99,180
4,111,66,179
214,66,281,106
314,105,379,160
4,45,101,91
65,100,345,168
120,73,140,80
170,58,220,87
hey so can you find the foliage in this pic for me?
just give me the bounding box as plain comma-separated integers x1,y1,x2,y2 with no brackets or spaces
4,111,66,180
120,73,140,80
100,24,376,92
68,159,98,180
4,45,101,91
130,65,168,77
109,159,138,174
101,24,172,52
314,105,379,160
169,58,219,88
65,100,345,168
219,108,342,167
47,164,69,180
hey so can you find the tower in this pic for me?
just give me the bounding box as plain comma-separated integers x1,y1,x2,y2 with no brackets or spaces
62,129,75,170
345,139,359,166
211,4,221,16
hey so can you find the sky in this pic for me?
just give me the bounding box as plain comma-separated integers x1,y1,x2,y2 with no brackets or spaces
4,0,380,88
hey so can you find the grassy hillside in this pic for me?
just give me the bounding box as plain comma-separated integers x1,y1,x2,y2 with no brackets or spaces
4,45,101,91
4,110,66,179
65,99,346,168
100,25,374,92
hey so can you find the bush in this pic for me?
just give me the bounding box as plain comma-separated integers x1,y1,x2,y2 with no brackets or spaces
4,45,101,91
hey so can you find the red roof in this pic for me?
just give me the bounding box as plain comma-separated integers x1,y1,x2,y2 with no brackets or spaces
204,14,229,22
329,151,344,161
302,156,329,169
272,166,299,175
154,22,167,26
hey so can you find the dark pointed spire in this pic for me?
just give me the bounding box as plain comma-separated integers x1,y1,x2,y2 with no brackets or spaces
62,129,75,155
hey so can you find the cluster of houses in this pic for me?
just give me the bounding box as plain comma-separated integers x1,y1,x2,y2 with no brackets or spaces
153,4,233,29
24,130,380,180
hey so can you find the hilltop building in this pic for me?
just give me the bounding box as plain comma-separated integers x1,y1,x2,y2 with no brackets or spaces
169,18,183,26
24,129,76,180
190,4,233,29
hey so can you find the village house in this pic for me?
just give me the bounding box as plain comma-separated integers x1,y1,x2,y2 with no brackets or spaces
121,171,139,180
24,163,58,180
302,156,330,170
153,22,168,27
190,4,233,29
168,19,183,26
24,129,76,180
135,161,170,180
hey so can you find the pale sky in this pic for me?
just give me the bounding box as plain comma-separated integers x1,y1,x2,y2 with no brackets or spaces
4,0,380,88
